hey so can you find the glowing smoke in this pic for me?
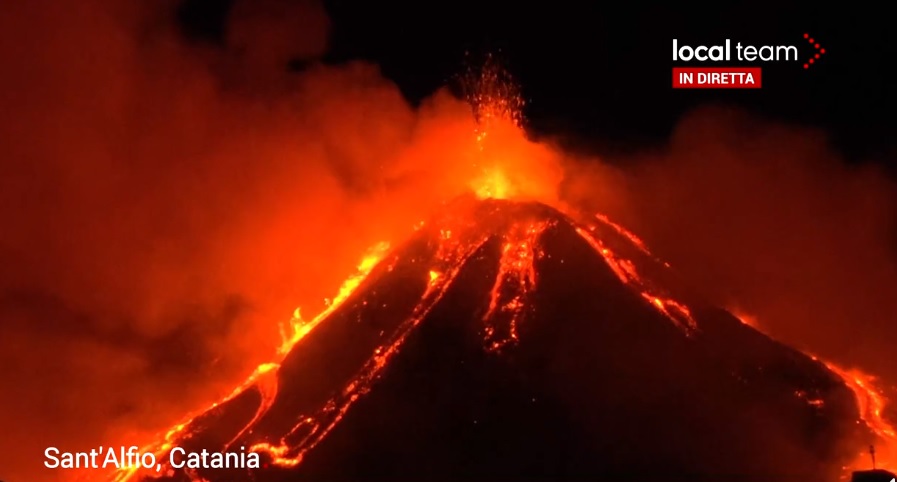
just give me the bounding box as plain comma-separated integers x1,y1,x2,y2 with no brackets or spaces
0,1,561,480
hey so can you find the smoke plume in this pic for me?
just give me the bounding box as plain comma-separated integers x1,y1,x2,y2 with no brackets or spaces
562,105,897,385
0,1,562,480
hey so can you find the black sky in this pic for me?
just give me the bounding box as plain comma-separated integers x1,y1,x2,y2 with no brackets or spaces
179,0,896,163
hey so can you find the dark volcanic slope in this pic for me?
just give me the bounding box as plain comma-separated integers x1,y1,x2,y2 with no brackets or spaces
141,198,867,482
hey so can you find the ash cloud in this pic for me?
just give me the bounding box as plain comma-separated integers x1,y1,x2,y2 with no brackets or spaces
562,105,897,384
0,1,510,480
2,0,894,480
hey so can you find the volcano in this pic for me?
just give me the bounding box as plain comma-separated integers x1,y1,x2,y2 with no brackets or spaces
120,197,880,482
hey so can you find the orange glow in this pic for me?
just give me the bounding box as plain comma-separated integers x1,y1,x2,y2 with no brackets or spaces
794,390,826,408
461,54,562,204
109,242,390,482
822,361,897,473
110,201,897,480
483,220,547,351
249,218,492,469
466,55,523,202
729,310,760,329
728,312,897,475
594,213,653,256
279,241,391,355
472,168,514,200
575,223,698,335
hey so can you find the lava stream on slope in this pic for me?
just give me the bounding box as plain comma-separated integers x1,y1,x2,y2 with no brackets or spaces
111,197,892,482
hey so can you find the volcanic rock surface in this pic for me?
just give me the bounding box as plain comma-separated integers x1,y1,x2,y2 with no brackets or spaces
146,197,867,482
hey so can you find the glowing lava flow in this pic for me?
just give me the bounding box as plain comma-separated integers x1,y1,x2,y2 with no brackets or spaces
573,220,698,335
731,312,897,475
109,242,392,482
108,201,897,481
279,242,392,355
249,227,492,469
822,361,897,473
479,57,895,475
482,220,548,351
593,213,652,257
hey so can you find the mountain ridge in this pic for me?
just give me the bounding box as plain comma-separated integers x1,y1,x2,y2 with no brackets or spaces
125,197,868,482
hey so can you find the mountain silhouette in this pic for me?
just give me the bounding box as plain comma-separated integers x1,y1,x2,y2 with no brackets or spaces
132,197,869,482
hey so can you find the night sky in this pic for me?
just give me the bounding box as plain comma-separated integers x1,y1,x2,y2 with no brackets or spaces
181,1,895,163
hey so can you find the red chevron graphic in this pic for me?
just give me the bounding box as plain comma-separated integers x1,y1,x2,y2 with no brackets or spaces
803,33,826,69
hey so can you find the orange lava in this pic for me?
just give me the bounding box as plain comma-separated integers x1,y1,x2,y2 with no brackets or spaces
279,242,392,355
822,361,897,474
574,223,698,335
729,310,760,329
250,217,493,469
731,311,897,476
109,242,391,482
594,213,653,256
483,220,548,351
473,167,514,200
463,54,561,204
